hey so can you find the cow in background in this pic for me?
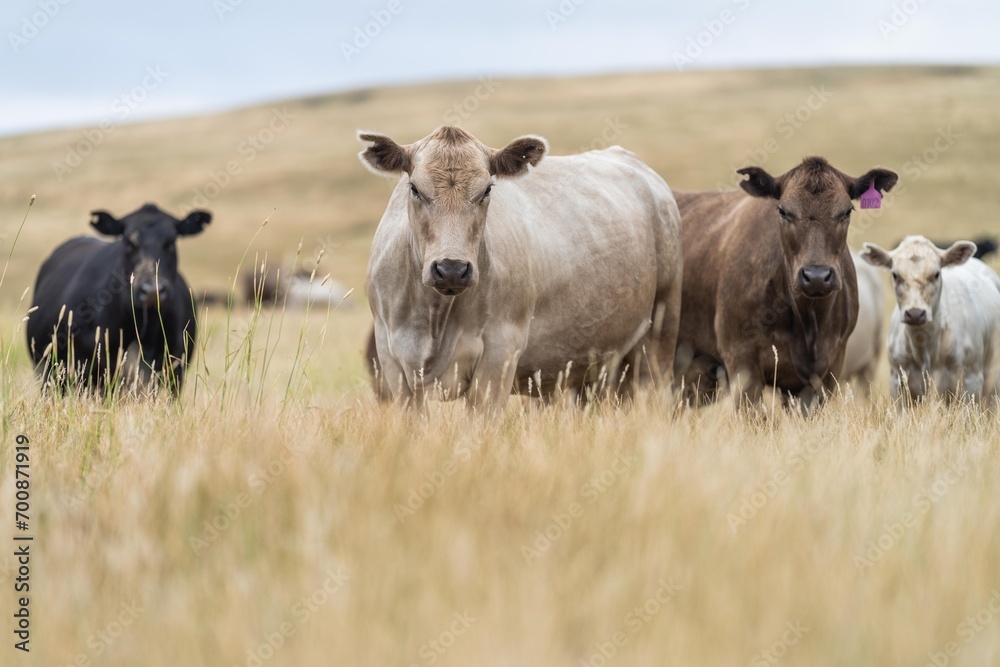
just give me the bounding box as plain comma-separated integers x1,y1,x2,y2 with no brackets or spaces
862,235,1000,403
26,203,211,395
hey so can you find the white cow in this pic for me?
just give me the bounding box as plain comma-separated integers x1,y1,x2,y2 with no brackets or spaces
861,235,1000,403
361,126,682,410
840,249,886,391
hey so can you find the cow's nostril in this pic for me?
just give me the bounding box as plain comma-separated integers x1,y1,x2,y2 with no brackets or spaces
432,260,472,287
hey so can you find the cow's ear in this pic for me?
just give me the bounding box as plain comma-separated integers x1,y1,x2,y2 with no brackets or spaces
860,242,893,269
90,210,124,236
177,210,212,236
357,131,412,175
736,167,780,199
850,168,898,200
940,240,976,268
490,135,548,178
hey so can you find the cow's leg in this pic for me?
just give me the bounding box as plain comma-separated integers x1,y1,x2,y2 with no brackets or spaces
719,342,764,409
466,328,524,413
364,326,391,403
372,329,416,408
624,257,683,398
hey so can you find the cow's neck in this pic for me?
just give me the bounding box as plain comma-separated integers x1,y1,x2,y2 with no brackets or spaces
784,278,841,381
406,237,491,364
902,320,941,371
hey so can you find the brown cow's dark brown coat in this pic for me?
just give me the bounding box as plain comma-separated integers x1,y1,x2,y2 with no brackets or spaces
674,157,898,407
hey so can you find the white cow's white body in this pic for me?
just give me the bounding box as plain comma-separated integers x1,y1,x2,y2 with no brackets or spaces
886,258,1000,401
367,146,682,408
841,250,886,389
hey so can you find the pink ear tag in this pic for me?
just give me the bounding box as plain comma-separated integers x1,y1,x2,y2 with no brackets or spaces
860,179,882,209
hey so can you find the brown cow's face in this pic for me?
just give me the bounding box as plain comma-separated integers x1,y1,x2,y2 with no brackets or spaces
861,236,976,327
738,158,898,300
358,126,548,297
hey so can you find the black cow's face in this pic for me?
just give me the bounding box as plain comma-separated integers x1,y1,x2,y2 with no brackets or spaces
90,203,211,308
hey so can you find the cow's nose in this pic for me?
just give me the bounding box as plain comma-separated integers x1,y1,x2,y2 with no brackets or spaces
138,282,170,304
903,308,928,326
798,265,836,297
431,260,472,288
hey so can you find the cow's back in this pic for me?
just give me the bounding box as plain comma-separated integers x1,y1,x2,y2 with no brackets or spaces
941,259,1000,395
28,237,110,350
675,190,768,361
488,147,681,383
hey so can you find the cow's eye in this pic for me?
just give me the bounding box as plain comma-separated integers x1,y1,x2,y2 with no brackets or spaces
932,270,941,281
480,184,492,202
163,241,174,252
891,271,900,282
409,183,422,201
777,205,792,221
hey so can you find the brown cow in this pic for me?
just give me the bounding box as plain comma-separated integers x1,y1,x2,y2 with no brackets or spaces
674,157,898,407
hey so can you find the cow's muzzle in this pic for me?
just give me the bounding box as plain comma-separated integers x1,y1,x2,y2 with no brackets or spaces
428,259,473,296
797,265,838,299
134,281,171,307
902,308,929,327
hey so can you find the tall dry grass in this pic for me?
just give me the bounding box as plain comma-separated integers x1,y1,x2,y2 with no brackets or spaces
1,67,1000,665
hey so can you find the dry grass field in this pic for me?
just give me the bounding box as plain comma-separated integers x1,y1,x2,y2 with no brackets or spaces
1,66,1000,666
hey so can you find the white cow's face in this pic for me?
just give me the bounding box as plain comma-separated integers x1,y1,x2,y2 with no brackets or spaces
861,236,976,327
358,126,548,297
406,140,494,296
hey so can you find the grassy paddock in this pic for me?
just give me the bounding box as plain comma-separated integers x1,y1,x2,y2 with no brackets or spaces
1,66,1000,665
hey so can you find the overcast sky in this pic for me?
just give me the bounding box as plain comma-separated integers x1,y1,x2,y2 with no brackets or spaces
2,0,997,136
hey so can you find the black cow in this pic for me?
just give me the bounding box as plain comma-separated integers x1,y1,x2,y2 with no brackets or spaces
26,204,211,395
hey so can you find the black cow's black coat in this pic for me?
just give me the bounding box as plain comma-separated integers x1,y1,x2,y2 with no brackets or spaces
26,204,210,394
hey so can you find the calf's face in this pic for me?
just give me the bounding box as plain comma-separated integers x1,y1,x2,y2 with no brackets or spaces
90,204,211,307
358,126,547,296
738,158,897,300
861,236,976,327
